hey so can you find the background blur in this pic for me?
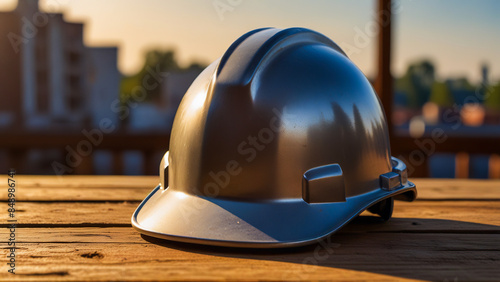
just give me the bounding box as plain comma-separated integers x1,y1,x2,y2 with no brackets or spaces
1,0,499,177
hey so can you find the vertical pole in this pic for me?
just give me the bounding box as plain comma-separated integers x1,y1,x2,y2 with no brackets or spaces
112,150,123,175
74,154,94,175
455,152,470,178
8,149,26,174
489,154,500,179
375,0,393,137
143,150,158,176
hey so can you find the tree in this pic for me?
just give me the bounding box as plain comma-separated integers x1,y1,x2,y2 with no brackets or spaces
120,50,180,103
429,81,453,107
484,82,500,111
395,60,436,109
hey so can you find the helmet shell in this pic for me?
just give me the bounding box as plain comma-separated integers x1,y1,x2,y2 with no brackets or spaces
169,28,391,201
133,28,417,248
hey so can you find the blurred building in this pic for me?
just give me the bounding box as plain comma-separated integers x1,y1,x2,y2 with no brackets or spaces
87,47,120,128
0,0,119,129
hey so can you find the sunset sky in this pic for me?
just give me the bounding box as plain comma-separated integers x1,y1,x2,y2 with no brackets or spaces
1,0,499,82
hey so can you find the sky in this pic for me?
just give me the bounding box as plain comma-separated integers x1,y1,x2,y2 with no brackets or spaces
1,0,499,82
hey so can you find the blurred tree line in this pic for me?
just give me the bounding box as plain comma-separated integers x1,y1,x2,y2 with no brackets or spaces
122,53,500,115
120,50,206,103
395,59,500,111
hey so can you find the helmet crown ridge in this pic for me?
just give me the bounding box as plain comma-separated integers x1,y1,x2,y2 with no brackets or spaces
216,27,346,86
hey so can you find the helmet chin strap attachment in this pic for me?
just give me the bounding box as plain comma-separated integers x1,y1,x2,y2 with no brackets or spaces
370,157,410,220
371,170,397,220
301,158,407,220
380,157,409,191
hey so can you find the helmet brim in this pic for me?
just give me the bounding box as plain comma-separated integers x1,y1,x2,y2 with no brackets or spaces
131,174,416,248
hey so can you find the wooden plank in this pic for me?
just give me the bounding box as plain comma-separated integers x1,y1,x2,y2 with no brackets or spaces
0,175,497,281
2,175,158,188
1,177,499,201
1,201,499,233
0,202,137,225
413,179,500,200
0,227,138,243
0,175,156,201
1,223,499,244
0,232,498,281
0,187,152,202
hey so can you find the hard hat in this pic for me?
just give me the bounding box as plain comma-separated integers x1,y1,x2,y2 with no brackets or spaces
132,27,417,248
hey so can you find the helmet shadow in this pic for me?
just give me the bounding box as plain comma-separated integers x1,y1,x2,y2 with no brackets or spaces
140,216,500,281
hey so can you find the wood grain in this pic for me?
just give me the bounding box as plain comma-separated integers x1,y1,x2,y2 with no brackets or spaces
0,201,498,233
413,178,500,200
1,177,499,201
2,175,158,188
0,176,499,281
0,230,498,281
0,187,152,202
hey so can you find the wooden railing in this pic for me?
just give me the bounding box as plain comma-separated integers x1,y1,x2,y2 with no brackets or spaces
391,135,500,178
3,129,500,177
2,130,170,175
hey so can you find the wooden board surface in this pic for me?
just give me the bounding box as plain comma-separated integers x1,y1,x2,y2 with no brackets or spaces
2,176,500,201
1,176,499,281
1,232,499,281
1,201,499,231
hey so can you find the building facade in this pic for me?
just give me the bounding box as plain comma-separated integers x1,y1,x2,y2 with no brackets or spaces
0,0,120,130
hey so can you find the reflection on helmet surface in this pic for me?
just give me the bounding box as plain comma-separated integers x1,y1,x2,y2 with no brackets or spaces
169,28,392,200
